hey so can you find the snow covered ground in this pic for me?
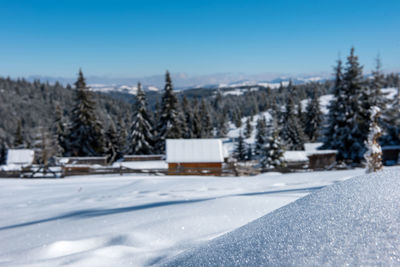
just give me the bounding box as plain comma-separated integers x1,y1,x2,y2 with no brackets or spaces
163,168,400,266
0,168,373,266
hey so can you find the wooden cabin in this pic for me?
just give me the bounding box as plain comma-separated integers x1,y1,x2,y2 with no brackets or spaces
166,139,224,176
304,143,337,170
6,149,35,166
382,146,400,166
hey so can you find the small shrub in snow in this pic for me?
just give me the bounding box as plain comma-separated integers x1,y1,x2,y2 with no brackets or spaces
364,106,383,173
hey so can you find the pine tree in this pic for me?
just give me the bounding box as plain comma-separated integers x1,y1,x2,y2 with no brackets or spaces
382,85,400,145
254,116,267,156
305,86,323,142
199,99,213,138
129,82,154,155
192,106,203,138
54,105,67,156
155,71,183,153
338,47,367,163
261,118,285,169
234,131,247,161
280,83,305,150
14,119,24,148
68,69,105,156
105,122,119,163
323,59,345,149
369,56,386,111
181,96,194,138
216,113,229,138
364,106,383,173
116,117,128,155
0,138,8,165
244,117,253,139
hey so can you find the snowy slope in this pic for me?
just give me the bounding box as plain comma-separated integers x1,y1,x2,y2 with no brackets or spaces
162,168,400,266
0,169,368,266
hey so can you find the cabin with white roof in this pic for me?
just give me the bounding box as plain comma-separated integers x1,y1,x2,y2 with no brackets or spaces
166,139,225,175
6,149,35,166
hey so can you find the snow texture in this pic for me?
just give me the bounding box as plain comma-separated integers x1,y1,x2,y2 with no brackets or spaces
162,170,400,266
166,139,224,163
0,168,368,266
6,149,35,165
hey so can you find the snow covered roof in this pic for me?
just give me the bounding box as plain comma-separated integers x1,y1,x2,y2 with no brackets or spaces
6,149,35,165
304,142,337,156
162,170,400,266
166,139,224,163
304,142,323,151
283,151,309,162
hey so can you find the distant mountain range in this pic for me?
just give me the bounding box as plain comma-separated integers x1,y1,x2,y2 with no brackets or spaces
24,72,332,95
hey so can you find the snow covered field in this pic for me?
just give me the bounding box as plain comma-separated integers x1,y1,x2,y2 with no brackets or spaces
0,169,369,266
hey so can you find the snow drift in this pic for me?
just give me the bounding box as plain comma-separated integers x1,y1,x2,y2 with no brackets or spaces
161,170,400,266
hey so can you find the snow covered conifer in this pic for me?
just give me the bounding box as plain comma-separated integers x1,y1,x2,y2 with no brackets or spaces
68,69,105,156
199,99,213,138
234,131,247,161
364,106,383,173
244,117,253,139
104,121,119,163
255,116,267,156
261,118,285,170
323,59,345,149
14,119,24,148
305,86,323,142
339,47,367,163
0,138,7,165
129,82,154,155
280,83,305,150
181,96,194,138
116,117,128,155
54,105,68,156
155,71,183,153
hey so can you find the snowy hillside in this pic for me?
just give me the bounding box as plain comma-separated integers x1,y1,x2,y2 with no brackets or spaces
162,169,400,266
0,169,368,266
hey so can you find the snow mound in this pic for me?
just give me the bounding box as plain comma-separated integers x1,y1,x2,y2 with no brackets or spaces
161,170,400,266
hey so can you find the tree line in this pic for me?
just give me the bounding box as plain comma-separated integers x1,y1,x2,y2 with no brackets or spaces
1,47,400,167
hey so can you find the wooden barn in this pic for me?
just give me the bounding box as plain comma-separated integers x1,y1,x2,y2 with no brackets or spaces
166,139,224,176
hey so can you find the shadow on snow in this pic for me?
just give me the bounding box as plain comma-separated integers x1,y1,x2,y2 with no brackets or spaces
0,186,323,231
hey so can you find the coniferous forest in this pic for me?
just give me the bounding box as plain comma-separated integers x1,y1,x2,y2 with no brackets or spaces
1,48,400,166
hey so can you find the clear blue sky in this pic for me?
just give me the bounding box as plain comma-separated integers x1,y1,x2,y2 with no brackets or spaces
1,0,399,78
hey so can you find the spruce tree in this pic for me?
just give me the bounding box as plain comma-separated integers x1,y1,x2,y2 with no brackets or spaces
280,83,305,150
199,99,213,138
305,86,323,142
14,119,24,148
244,117,253,139
234,131,247,161
0,138,7,165
261,117,285,169
54,105,67,156
116,117,128,155
338,47,367,163
129,83,154,155
105,122,119,163
254,116,267,156
323,59,345,149
155,71,183,153
216,113,229,138
181,96,194,138
68,69,105,156
382,85,400,145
